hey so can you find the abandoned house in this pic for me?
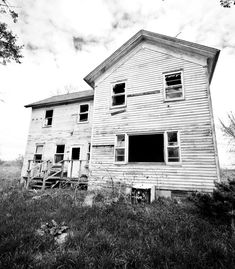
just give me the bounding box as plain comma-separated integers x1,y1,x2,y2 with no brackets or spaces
22,29,220,200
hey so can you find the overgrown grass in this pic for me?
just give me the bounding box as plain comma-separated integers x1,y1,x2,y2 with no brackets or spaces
0,184,234,269
0,160,22,190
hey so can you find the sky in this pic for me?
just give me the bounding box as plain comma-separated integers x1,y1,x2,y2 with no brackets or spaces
0,0,235,167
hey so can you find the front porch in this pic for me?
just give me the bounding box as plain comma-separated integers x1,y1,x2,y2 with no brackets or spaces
24,159,89,190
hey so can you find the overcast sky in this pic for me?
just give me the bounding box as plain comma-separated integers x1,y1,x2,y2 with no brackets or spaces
0,0,235,167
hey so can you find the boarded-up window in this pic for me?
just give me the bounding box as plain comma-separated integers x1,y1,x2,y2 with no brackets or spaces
167,131,180,162
164,72,183,100
79,104,89,122
54,144,65,163
44,110,53,126
115,134,126,162
34,145,43,162
129,134,164,162
112,82,126,107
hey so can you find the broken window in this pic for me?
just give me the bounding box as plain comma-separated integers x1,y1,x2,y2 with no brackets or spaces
54,144,65,163
128,134,164,162
34,145,43,162
114,134,126,162
131,188,151,204
164,71,184,100
44,110,53,127
112,82,126,107
79,104,89,122
166,131,180,162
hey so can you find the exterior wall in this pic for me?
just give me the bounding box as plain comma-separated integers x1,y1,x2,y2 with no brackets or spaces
21,101,93,177
90,44,219,193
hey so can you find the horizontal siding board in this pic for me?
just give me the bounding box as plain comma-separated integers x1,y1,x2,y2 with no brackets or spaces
91,47,219,191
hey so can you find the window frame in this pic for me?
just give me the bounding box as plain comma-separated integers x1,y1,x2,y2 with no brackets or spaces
165,131,181,164
113,132,182,165
34,144,44,162
43,109,53,127
54,144,65,164
110,80,127,109
78,103,89,123
114,134,128,164
163,70,184,102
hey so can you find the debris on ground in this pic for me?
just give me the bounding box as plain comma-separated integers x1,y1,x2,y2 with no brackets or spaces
36,219,70,244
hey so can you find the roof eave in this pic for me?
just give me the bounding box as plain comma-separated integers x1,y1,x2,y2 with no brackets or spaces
83,30,220,88
25,95,94,109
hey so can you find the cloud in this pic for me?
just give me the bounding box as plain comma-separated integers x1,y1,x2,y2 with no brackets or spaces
1,0,235,163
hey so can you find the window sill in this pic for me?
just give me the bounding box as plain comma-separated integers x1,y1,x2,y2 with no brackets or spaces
110,104,126,110
42,125,52,128
164,98,185,103
114,162,182,166
77,121,89,124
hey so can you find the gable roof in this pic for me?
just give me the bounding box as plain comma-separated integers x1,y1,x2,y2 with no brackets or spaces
25,90,94,108
84,29,220,88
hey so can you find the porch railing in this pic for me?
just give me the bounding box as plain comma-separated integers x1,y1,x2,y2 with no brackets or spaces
26,159,89,189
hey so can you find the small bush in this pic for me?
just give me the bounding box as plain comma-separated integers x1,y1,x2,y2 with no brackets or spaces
189,179,235,226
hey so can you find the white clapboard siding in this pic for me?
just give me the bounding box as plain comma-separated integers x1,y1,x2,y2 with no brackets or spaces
21,101,93,177
90,46,219,192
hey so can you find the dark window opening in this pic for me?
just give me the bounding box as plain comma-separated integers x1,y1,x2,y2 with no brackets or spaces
45,110,53,126
54,144,65,163
128,134,164,162
112,82,125,106
72,147,80,160
131,188,151,204
79,104,89,122
113,83,125,94
34,154,42,162
87,143,91,161
112,95,125,106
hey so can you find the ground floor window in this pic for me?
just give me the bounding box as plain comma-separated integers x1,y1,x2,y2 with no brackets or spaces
114,131,180,164
114,134,126,163
34,145,44,162
54,144,65,163
166,131,180,162
129,134,164,162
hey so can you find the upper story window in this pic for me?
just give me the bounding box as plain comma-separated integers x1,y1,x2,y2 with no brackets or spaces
44,110,53,127
164,71,184,101
34,144,44,162
111,82,126,107
79,104,89,122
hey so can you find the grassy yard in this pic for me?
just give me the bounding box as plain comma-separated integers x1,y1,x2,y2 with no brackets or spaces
0,183,234,269
0,160,22,190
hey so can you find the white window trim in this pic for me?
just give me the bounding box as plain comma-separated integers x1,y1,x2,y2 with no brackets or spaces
113,132,181,165
114,134,128,164
165,131,181,164
43,109,53,128
110,80,127,109
78,103,89,123
54,144,65,164
163,70,184,102
34,144,44,161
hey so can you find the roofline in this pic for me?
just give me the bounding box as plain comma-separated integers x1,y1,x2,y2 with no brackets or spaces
25,94,94,109
84,29,220,88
